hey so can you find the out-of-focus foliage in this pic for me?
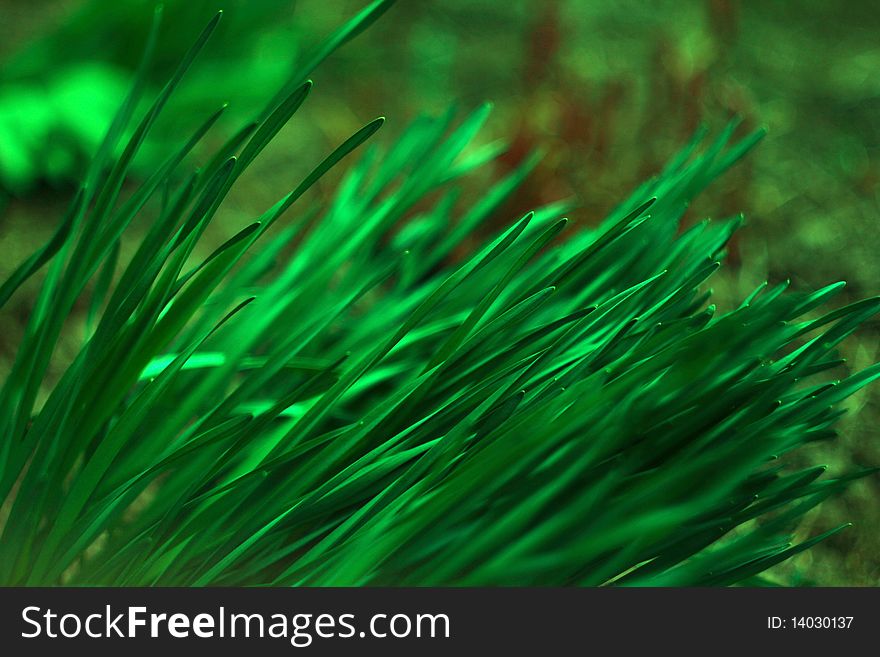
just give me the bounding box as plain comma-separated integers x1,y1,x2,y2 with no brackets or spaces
0,0,300,191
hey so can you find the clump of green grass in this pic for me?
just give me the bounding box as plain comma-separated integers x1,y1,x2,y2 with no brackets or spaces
1,3,878,586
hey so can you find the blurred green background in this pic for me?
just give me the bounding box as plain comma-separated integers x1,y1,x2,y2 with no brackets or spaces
1,0,877,584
